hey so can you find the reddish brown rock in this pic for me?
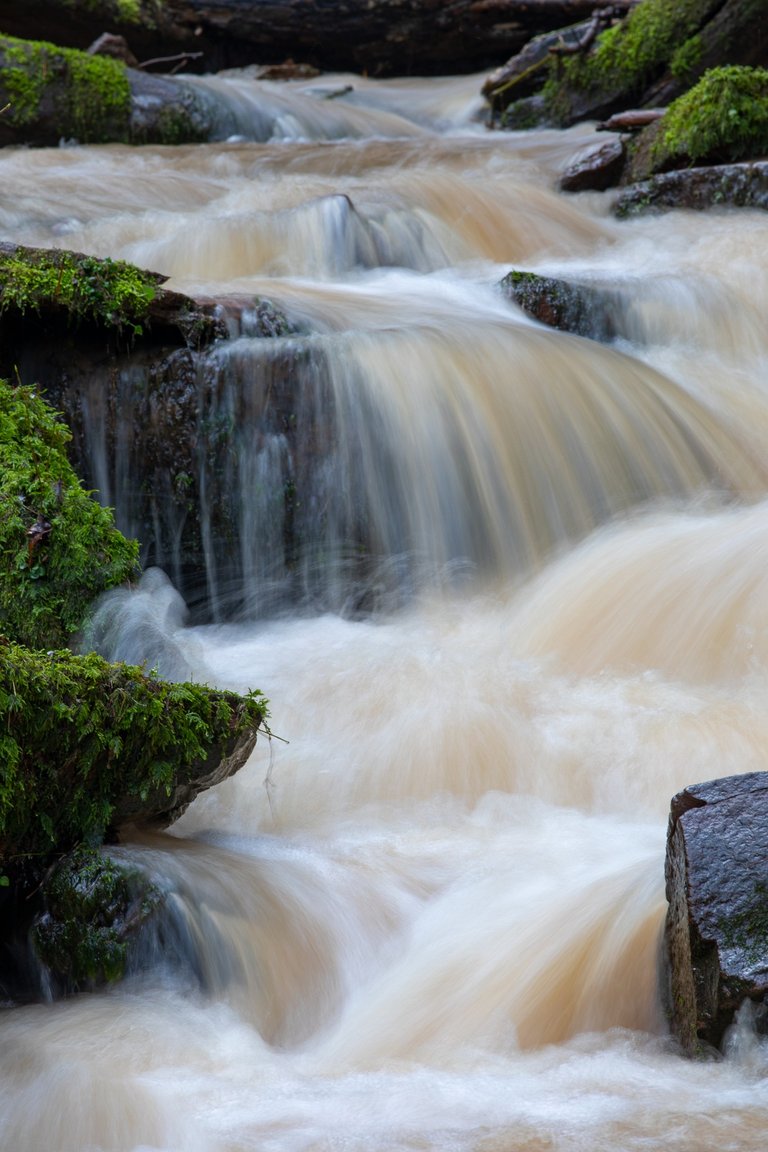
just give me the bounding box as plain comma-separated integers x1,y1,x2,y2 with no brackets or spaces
559,136,626,191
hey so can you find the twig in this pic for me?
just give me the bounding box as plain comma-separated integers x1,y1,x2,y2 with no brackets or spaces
137,51,204,71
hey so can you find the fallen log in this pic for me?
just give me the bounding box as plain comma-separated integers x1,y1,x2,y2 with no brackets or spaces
0,0,640,77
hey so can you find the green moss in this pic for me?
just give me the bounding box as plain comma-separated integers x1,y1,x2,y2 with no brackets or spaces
32,846,161,987
543,0,720,123
54,0,160,27
0,640,267,860
0,247,158,334
670,34,703,83
651,66,768,168
0,382,140,650
0,34,131,143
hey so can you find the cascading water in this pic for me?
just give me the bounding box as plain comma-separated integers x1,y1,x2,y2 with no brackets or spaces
3,69,768,1152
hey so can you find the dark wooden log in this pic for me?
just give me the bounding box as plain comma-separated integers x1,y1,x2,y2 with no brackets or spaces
597,108,665,132
0,0,639,77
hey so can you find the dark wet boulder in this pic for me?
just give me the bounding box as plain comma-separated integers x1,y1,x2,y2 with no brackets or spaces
500,269,623,341
483,20,595,116
614,161,768,216
664,773,768,1054
559,136,627,191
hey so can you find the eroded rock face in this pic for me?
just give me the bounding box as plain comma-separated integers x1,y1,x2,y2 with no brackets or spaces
664,773,768,1054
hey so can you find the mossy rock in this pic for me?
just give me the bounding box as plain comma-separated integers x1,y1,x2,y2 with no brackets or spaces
0,639,267,864
626,65,768,182
540,0,724,126
0,244,160,336
0,381,140,650
32,846,162,991
0,33,132,143
0,33,213,147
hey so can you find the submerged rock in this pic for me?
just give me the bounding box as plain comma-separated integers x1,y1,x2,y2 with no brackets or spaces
664,773,768,1054
500,269,622,341
31,847,162,995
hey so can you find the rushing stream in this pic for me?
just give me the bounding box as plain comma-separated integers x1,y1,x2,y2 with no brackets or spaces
4,69,768,1151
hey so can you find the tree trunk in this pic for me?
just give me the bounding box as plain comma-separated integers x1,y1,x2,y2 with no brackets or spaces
0,0,637,77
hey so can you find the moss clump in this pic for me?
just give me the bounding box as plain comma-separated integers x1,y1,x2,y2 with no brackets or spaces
543,0,721,123
58,0,160,26
0,382,140,649
651,66,768,168
0,34,131,143
32,846,161,988
0,640,267,861
0,246,158,335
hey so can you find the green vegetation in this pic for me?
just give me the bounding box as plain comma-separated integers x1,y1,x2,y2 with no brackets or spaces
0,639,267,861
0,247,159,335
38,0,159,28
0,381,139,650
0,34,131,142
650,66,768,168
542,0,721,124
32,846,161,987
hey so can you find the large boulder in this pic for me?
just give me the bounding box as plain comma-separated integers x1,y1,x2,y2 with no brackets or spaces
664,773,768,1054
499,0,768,130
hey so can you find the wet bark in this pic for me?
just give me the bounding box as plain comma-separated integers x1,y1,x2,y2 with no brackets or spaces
0,0,640,77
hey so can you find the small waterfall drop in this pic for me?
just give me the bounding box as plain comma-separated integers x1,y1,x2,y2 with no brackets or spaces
4,67,768,1152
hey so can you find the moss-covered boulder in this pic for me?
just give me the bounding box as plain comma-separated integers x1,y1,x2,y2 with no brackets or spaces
31,846,162,993
0,244,160,336
0,33,213,147
503,0,766,129
0,640,267,865
624,65,768,183
0,381,139,650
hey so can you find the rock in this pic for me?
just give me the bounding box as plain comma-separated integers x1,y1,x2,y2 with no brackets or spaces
482,20,594,114
622,67,768,186
614,161,768,216
31,848,162,995
500,269,622,341
559,136,627,191
664,773,768,1054
539,0,729,128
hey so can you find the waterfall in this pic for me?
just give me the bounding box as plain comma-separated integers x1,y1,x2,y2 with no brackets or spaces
3,69,768,1152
